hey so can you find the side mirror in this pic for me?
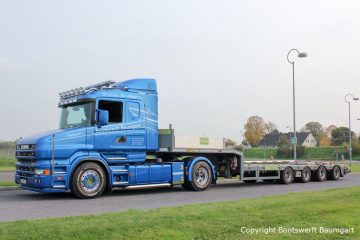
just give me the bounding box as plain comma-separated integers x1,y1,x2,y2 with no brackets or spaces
97,110,109,127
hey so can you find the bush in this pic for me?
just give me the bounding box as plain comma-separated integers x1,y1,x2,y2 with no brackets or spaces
296,145,305,158
244,146,350,160
233,145,244,152
277,145,304,159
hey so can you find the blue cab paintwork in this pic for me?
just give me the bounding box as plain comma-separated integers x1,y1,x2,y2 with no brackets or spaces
15,79,215,193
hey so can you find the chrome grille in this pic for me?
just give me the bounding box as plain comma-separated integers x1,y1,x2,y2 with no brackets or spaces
16,144,36,178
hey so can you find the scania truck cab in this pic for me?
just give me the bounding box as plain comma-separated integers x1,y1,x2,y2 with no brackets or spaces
15,79,348,198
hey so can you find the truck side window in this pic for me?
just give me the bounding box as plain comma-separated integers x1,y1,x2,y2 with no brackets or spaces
98,100,123,123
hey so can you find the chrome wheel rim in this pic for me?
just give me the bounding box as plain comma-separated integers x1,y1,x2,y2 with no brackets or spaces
80,170,100,193
303,169,310,179
320,168,326,179
195,166,209,186
285,170,292,180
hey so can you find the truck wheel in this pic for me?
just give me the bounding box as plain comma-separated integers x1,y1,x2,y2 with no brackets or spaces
329,166,341,180
187,161,212,191
280,167,294,184
71,162,107,199
314,165,327,182
300,167,311,183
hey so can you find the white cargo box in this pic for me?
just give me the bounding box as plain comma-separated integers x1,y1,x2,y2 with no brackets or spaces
174,136,225,149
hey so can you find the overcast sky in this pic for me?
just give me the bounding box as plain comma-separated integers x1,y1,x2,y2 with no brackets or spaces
0,0,360,142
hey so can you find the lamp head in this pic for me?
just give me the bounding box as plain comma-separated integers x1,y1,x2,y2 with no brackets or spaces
298,52,308,58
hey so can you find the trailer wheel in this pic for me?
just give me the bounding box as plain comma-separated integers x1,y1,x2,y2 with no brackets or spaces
71,162,107,199
314,165,327,182
300,167,311,183
280,167,294,184
186,161,212,191
329,166,341,180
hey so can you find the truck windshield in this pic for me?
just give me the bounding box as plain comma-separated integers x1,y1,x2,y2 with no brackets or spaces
59,102,93,129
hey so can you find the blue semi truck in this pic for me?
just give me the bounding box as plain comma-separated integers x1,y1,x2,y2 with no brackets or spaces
15,79,348,198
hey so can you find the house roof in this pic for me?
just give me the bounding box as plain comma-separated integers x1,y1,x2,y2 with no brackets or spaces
259,132,312,147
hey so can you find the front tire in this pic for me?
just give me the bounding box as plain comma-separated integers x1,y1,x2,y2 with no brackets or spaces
71,162,107,199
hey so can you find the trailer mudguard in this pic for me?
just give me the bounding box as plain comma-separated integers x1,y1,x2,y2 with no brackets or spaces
184,156,216,183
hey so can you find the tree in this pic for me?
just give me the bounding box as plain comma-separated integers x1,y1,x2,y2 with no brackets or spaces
276,135,305,159
304,122,323,144
233,145,244,152
264,121,277,134
244,116,265,147
277,135,290,158
319,135,331,146
272,129,280,134
331,127,353,146
325,125,337,137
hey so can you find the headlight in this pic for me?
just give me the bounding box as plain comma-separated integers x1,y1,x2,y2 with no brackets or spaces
34,169,50,175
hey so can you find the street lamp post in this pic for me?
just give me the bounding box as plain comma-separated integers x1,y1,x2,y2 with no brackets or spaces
286,126,292,159
344,94,359,165
287,49,307,161
240,131,243,145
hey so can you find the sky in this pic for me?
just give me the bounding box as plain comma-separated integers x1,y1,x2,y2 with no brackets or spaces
0,0,360,143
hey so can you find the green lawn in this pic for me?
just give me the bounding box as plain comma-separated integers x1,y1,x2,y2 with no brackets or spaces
0,187,359,239
349,164,360,173
0,181,16,187
0,159,15,171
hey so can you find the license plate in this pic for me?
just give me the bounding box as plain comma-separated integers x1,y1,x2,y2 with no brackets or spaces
20,179,27,184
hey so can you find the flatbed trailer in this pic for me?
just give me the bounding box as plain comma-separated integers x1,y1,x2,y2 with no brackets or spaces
155,130,348,186
15,79,349,198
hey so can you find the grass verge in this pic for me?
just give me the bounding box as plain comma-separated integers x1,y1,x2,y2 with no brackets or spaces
349,164,360,173
0,159,15,171
0,187,359,239
0,181,16,187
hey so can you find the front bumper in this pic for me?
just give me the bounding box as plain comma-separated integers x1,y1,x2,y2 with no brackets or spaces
15,168,69,193
19,185,68,193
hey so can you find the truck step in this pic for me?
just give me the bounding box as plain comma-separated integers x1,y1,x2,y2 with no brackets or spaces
112,181,129,185
112,169,128,173
125,183,171,189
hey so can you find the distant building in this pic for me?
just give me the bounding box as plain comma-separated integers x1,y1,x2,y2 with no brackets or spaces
259,132,317,148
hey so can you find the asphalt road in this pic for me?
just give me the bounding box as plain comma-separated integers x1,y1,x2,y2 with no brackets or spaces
0,171,13,181
0,174,359,222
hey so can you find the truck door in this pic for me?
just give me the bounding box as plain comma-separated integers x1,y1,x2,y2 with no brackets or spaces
93,99,146,162
94,99,128,159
